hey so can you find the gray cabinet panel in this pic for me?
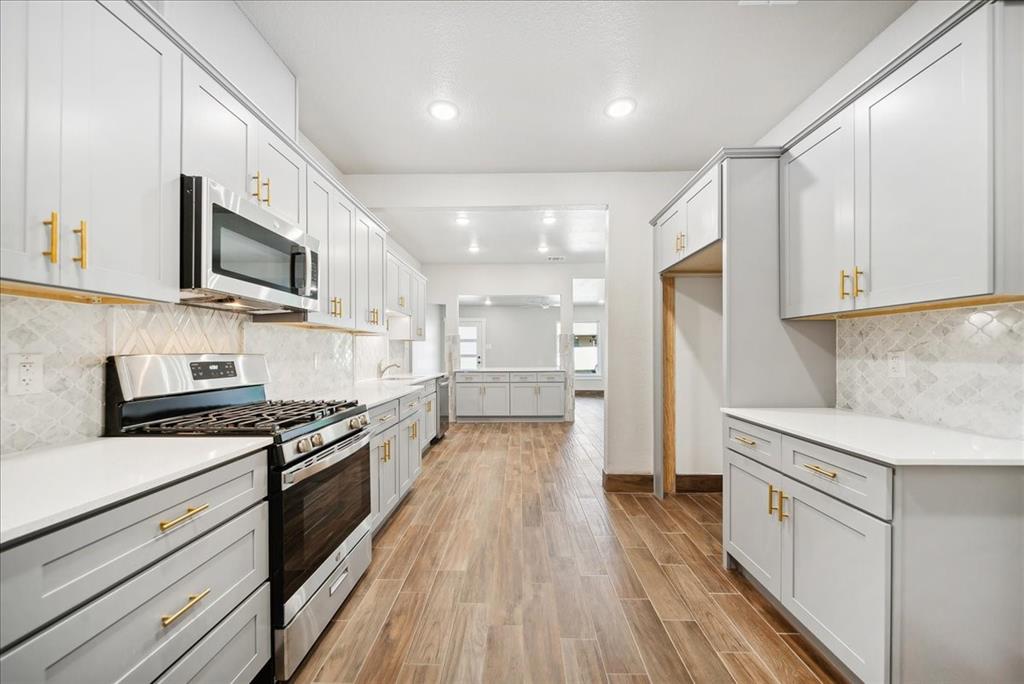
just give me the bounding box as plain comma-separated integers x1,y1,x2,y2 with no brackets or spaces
0,503,269,683
0,451,267,649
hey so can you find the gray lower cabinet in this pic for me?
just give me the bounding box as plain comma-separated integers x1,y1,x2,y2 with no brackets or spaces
0,502,269,683
0,451,267,650
155,582,270,684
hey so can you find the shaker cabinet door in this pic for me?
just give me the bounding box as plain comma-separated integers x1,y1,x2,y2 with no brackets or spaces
481,384,510,416
181,60,259,201
509,384,537,416
780,477,890,684
305,168,333,323
537,384,565,416
257,124,305,227
366,221,387,333
853,8,992,310
455,384,483,417
724,451,782,596
657,208,683,273
59,0,182,302
780,107,856,318
330,191,356,328
680,166,720,259
0,0,62,287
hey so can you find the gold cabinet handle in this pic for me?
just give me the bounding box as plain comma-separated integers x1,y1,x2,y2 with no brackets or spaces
776,490,789,521
252,171,263,202
380,444,387,463
161,588,211,627
411,422,417,439
734,435,756,447
839,269,850,299
262,177,271,206
680,233,686,251
385,441,391,461
73,220,88,269
853,267,864,297
427,400,432,411
399,295,405,307
42,211,59,263
159,503,209,532
803,463,838,479
337,298,344,318
768,484,778,516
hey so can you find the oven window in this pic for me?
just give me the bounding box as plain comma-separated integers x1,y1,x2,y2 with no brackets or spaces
280,444,371,601
211,204,306,294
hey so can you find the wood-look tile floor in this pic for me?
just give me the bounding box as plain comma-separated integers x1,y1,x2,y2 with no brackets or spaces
292,397,846,684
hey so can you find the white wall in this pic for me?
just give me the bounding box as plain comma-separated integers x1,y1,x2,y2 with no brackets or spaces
460,305,560,368
344,172,687,475
756,0,966,145
573,304,606,392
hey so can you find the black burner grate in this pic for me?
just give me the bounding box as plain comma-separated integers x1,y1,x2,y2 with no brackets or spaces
132,399,358,435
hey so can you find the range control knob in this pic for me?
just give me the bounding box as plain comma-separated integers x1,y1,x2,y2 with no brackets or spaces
311,433,324,448
360,414,369,426
297,438,312,454
349,417,361,429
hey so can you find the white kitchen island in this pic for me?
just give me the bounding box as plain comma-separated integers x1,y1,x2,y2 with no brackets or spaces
454,368,566,420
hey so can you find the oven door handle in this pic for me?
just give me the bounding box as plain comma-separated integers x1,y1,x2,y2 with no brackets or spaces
282,429,372,489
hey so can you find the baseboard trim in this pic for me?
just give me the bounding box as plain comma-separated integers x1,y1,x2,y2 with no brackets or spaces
675,474,723,493
602,471,653,493
575,390,604,397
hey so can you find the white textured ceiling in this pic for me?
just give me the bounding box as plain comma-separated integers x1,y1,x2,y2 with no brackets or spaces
238,0,911,173
370,206,607,264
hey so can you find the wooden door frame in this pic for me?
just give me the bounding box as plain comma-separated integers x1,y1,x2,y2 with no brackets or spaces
661,276,676,495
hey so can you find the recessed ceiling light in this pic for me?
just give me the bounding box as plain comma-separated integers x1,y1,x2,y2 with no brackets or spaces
456,216,469,226
537,245,549,254
605,97,636,119
597,299,605,305
468,244,479,253
484,297,492,306
542,216,556,225
428,100,459,121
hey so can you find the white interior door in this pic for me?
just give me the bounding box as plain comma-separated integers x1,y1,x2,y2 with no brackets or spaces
458,319,486,369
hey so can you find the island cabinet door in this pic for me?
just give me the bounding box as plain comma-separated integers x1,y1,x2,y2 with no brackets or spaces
481,384,510,416
724,451,782,597
537,384,565,416
509,383,537,416
779,476,891,684
455,383,483,417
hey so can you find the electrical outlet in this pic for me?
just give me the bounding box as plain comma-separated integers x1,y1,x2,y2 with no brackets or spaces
8,354,44,395
887,351,906,379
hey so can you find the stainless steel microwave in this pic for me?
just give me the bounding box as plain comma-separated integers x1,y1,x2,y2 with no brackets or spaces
180,175,319,313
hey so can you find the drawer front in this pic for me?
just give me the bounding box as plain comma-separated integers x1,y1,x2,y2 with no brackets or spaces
0,451,267,649
536,372,564,383
781,435,893,520
0,503,269,683
399,393,422,420
418,379,437,395
456,372,485,383
509,372,538,382
483,372,510,383
369,401,399,433
723,417,781,469
155,583,270,684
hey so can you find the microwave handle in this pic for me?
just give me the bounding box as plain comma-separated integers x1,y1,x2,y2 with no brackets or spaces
302,245,313,296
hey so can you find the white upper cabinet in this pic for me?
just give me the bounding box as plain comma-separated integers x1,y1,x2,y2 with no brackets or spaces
181,60,258,200
398,266,411,315
680,165,721,259
657,208,683,273
385,254,401,313
256,124,305,227
413,275,426,339
329,189,356,328
386,256,427,341
853,9,992,310
780,7,1009,318
355,211,386,334
304,168,333,323
780,107,856,318
1,0,62,287
1,0,180,302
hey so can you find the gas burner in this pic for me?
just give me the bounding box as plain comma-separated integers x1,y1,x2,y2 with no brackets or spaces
132,399,360,436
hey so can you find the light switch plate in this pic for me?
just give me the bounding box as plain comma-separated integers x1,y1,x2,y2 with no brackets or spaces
8,354,44,395
887,351,906,379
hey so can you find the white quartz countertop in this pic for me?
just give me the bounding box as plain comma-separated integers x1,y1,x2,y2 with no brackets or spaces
381,372,446,382
0,436,272,546
280,379,425,408
721,408,1024,467
455,367,564,373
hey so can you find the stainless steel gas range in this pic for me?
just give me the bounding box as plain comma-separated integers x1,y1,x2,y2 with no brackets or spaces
104,354,372,681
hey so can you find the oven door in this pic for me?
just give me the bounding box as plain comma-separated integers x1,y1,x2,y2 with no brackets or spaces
271,428,372,626
186,176,320,311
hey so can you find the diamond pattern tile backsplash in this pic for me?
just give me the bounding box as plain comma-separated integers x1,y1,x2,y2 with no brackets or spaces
837,303,1024,439
0,295,406,453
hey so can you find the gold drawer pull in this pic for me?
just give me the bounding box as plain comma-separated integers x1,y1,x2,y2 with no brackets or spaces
159,504,209,532
262,177,271,206
337,298,343,318
853,267,864,297
768,484,778,516
839,269,850,299
803,463,838,479
734,435,756,447
42,211,59,263
161,588,210,627
252,171,263,202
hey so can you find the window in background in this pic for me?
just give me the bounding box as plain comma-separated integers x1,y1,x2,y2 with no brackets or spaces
573,321,599,375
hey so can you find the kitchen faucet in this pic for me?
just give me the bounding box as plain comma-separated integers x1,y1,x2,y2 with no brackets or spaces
378,360,402,378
